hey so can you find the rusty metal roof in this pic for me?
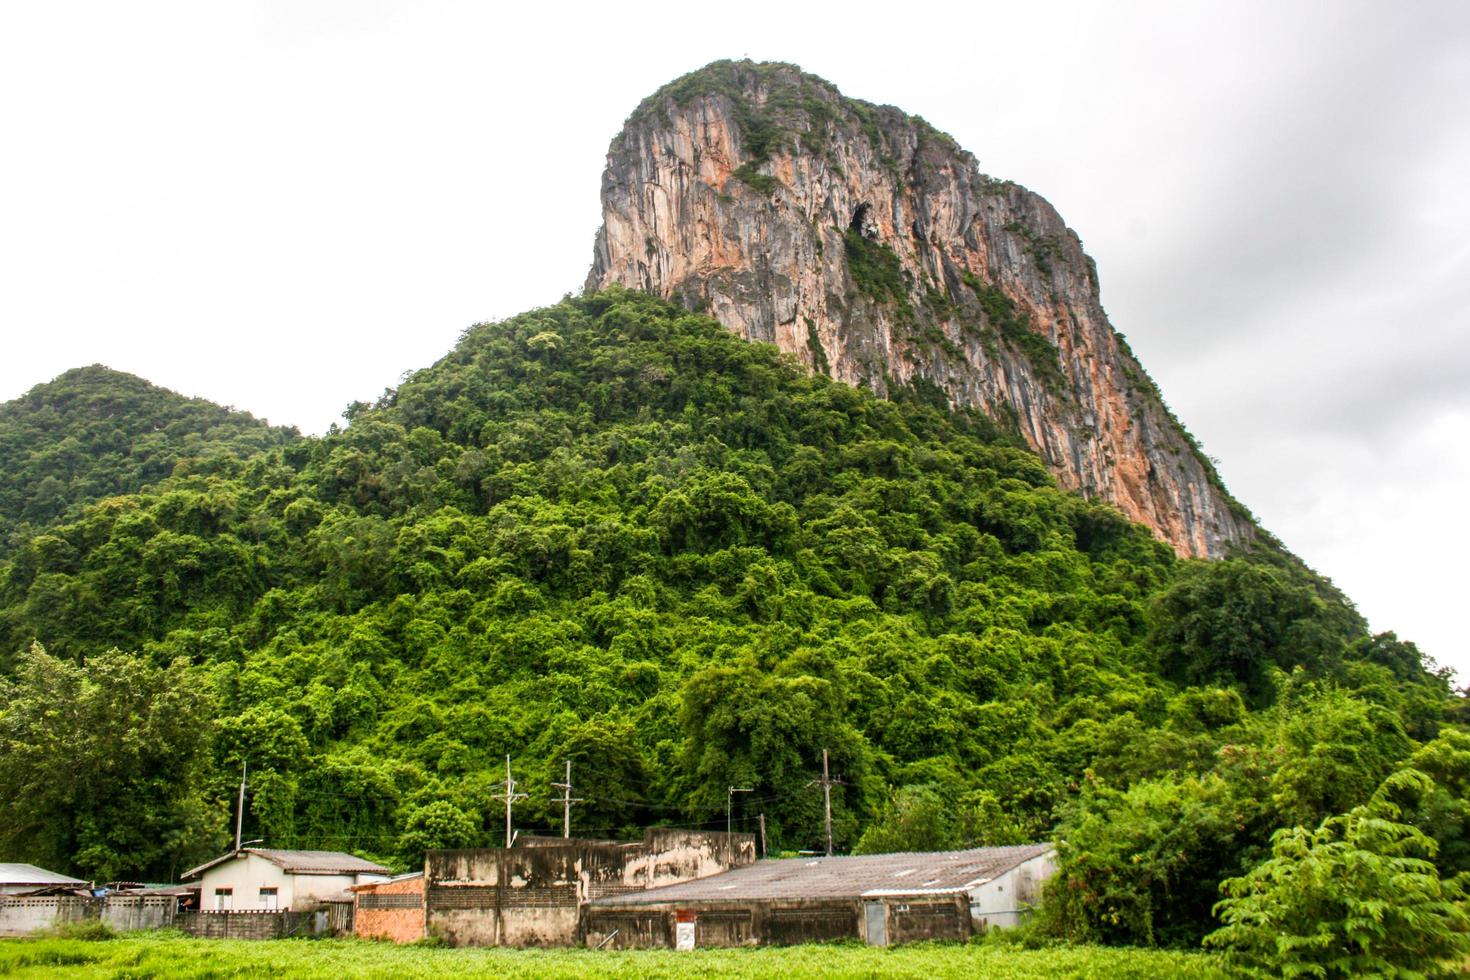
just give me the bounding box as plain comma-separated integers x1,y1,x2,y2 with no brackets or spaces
587,844,1053,905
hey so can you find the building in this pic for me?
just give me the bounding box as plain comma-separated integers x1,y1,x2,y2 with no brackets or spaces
352,872,425,944
581,844,1056,948
426,829,756,946
182,849,391,912
0,864,87,896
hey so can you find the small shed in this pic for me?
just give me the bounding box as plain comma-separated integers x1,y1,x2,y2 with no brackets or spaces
582,843,1056,948
0,864,86,896
182,849,390,912
352,872,424,944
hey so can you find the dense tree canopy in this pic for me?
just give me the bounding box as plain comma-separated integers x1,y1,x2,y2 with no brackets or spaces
0,365,298,548
0,290,1456,949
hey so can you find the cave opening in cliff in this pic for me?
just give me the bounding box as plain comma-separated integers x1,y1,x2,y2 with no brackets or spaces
849,203,876,238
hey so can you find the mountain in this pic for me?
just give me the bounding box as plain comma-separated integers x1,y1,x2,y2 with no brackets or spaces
0,365,299,546
0,69,1457,950
0,292,1447,920
587,61,1253,559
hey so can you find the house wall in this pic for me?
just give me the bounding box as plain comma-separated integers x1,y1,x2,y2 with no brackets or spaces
293,873,365,905
197,855,292,910
968,851,1057,931
355,876,425,944
196,854,375,911
425,830,755,947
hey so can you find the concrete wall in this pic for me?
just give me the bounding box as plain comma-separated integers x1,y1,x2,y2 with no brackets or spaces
179,911,296,939
0,896,177,937
882,896,972,945
426,830,755,947
355,875,425,944
0,897,94,937
100,897,177,932
968,851,1057,931
581,895,971,949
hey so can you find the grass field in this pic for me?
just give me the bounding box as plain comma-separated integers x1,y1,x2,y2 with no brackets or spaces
0,932,1226,978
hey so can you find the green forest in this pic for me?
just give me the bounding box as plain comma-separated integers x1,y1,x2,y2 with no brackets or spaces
0,289,1464,966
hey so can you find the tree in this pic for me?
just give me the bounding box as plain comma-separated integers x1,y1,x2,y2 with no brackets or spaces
1207,770,1470,979
396,800,479,865
853,785,956,854
0,643,220,881
1151,560,1355,702
1041,773,1260,946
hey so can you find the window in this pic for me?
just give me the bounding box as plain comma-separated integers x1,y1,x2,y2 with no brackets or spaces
259,887,279,910
215,888,233,911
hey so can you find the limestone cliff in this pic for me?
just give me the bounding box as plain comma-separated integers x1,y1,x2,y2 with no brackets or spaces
587,61,1254,558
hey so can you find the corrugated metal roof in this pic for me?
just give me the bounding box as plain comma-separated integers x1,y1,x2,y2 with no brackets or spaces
253,849,391,874
182,848,391,879
588,844,1053,905
0,863,86,886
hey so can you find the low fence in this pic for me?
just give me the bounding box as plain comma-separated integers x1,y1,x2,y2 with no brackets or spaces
0,896,176,937
176,904,352,941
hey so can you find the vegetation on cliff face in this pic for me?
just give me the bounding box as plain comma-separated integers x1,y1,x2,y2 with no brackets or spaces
0,291,1458,956
0,365,298,548
597,61,1258,557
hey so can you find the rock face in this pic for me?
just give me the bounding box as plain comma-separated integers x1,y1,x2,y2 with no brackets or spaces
587,61,1253,558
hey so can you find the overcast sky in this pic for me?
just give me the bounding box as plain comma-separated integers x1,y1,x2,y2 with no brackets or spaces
2,1,1466,677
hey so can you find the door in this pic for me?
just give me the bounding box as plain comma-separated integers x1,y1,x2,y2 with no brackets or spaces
865,901,887,946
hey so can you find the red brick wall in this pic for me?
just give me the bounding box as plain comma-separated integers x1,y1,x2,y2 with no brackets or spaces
354,876,424,944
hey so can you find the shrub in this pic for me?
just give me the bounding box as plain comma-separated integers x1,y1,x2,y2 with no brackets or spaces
1206,770,1470,979
40,919,116,941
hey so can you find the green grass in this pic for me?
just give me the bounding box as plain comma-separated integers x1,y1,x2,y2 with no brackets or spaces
0,933,1225,978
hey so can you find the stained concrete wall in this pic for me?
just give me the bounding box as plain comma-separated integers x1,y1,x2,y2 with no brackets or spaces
0,897,94,937
100,897,177,932
426,829,755,947
579,895,972,949
0,896,177,937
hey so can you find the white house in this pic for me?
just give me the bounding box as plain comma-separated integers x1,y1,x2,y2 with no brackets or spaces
182,849,390,911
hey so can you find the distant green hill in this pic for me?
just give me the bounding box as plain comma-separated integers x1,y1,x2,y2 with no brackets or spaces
0,292,1456,949
0,365,299,546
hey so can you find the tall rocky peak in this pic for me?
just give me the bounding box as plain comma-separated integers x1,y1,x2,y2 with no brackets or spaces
587,60,1255,558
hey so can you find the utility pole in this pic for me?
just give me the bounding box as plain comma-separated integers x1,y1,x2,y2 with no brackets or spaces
550,759,585,839
492,755,528,848
234,760,248,851
758,813,768,858
727,785,752,836
808,749,843,857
